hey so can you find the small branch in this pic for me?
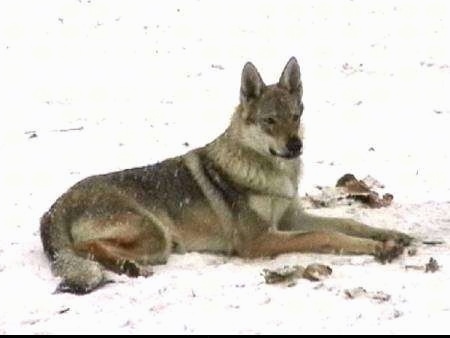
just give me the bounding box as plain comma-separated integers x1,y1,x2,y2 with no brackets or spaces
52,126,84,133
422,240,445,246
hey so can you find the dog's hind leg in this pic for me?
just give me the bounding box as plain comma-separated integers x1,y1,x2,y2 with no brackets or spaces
72,212,171,272
55,212,171,294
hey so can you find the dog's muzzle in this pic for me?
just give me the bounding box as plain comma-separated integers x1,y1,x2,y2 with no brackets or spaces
286,137,303,157
269,137,303,159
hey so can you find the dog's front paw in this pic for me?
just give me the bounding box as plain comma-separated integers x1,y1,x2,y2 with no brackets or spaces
374,239,405,263
389,231,414,247
374,230,414,247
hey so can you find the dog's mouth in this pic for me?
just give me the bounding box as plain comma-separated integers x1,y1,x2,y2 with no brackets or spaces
269,148,302,159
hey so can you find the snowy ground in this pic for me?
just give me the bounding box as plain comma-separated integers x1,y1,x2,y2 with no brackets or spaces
1,0,450,334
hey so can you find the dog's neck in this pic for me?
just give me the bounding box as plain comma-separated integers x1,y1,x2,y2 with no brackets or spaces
204,121,301,199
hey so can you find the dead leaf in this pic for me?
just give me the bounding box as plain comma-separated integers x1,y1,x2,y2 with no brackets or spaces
425,257,439,273
337,174,393,208
372,291,391,303
262,263,332,285
303,264,333,281
262,265,304,285
344,287,391,303
336,174,370,193
344,287,367,299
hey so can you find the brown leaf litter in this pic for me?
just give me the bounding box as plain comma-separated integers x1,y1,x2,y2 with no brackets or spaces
304,173,394,208
262,263,332,286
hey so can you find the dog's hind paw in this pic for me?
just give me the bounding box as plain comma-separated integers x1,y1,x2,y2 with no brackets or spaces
121,260,154,278
54,278,114,295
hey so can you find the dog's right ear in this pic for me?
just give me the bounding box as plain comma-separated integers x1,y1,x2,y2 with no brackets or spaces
240,62,265,104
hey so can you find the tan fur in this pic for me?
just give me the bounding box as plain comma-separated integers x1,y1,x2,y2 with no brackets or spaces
40,57,413,294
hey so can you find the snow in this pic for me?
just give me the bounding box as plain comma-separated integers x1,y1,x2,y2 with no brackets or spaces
1,0,450,334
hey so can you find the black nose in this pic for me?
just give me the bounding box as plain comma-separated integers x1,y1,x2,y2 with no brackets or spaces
286,137,303,154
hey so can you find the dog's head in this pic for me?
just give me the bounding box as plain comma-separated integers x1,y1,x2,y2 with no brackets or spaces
234,57,304,160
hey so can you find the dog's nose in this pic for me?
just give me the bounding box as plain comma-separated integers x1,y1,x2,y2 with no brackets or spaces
286,137,303,154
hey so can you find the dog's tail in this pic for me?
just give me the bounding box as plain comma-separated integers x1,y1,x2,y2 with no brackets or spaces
40,208,106,294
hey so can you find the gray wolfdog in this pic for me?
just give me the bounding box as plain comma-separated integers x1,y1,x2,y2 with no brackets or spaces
40,57,412,294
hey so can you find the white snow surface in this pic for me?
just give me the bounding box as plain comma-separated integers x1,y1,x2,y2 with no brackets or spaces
1,0,450,334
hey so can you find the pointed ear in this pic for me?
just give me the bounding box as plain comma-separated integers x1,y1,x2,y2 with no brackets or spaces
279,57,302,94
240,62,265,103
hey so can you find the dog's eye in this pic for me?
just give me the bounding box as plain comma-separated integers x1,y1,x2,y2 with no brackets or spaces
264,117,276,125
292,114,300,122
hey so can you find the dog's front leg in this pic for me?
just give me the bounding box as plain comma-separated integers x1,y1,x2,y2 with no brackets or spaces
278,200,413,246
236,229,402,262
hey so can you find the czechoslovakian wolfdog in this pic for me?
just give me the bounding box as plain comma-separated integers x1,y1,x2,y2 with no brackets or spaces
40,57,412,293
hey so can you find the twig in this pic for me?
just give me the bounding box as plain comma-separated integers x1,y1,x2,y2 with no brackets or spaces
405,265,424,271
52,126,84,133
422,240,445,246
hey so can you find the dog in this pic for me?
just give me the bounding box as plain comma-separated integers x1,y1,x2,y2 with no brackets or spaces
40,57,413,294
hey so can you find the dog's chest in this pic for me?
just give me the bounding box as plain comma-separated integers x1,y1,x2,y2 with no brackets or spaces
248,194,291,225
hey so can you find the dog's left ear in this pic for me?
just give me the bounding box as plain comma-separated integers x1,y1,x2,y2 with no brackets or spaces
279,57,302,95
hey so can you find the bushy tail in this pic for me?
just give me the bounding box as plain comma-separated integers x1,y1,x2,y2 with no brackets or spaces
40,210,106,294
